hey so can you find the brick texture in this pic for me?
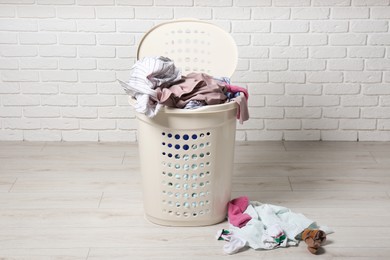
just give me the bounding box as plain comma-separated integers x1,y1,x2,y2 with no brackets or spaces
0,1,389,141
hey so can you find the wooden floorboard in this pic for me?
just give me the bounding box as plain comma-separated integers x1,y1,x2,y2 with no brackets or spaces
0,141,390,259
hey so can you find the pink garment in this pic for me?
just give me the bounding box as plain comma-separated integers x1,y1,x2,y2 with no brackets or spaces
228,196,252,228
226,85,249,100
226,84,249,124
156,73,227,108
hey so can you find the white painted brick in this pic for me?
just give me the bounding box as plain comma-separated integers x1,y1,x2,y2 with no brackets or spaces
80,119,116,130
289,59,326,71
378,119,390,130
97,34,134,46
284,130,320,141
345,71,382,83
135,7,173,19
324,83,360,95
347,93,378,107
286,84,322,95
19,58,58,70
117,119,138,130
79,71,116,83
0,130,23,141
79,95,116,107
235,0,271,6
232,21,270,33
62,130,99,142
371,7,390,19
269,72,305,83
359,131,390,141
233,71,268,83
0,18,37,31
272,21,309,33
291,34,327,46
363,84,390,95
0,82,19,94
77,20,116,33
98,83,127,95
236,59,250,71
349,47,385,58
238,47,269,58
98,59,131,71
252,7,290,19
99,130,136,142
78,46,115,58
78,0,114,5
332,7,369,19
59,59,96,70
292,8,330,19
310,21,349,33
61,107,97,118
232,34,251,46
195,0,233,6
117,20,154,32
328,59,364,71
41,95,78,106
274,0,310,6
0,58,18,69
253,34,289,46
369,34,390,45
238,118,264,130
39,46,76,57
155,0,193,5
267,95,302,107
98,107,134,118
57,7,95,19
249,107,284,119
310,47,346,58
305,96,340,107
353,0,389,6
246,130,283,141
340,119,376,130
23,107,60,118
37,0,75,4
3,118,40,130
174,7,212,20
307,72,343,83
0,6,15,17
1,46,38,57
366,59,390,71
2,71,39,82
0,107,22,117
321,131,358,141
323,107,360,118
329,34,367,46
116,0,153,5
270,47,308,58
266,119,301,130
248,83,284,95
0,32,18,44
41,71,78,82
351,21,388,33
252,60,287,71
362,107,390,118
214,8,251,20
302,119,339,130
116,46,137,58
116,95,134,106
59,33,96,45
60,83,96,94
285,107,322,118
23,130,62,141
41,118,79,130
247,95,265,106
96,7,134,19
17,6,55,18
385,72,390,82
20,82,58,94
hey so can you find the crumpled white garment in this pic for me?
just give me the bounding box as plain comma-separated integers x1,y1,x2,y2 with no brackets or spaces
118,56,181,117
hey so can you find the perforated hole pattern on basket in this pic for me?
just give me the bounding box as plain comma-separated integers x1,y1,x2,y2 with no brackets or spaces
163,28,212,74
160,131,213,218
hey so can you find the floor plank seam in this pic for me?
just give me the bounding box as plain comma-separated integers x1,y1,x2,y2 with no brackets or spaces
8,177,18,193
97,192,104,208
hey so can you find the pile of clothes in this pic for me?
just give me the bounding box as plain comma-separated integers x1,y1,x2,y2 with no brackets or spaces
216,196,332,255
118,56,249,124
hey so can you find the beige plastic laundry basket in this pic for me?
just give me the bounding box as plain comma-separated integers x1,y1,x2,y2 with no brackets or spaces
134,19,238,226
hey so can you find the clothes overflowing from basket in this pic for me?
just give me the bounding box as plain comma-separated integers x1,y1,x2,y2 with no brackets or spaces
118,56,249,124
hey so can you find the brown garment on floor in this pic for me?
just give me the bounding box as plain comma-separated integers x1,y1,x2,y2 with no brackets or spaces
155,72,227,109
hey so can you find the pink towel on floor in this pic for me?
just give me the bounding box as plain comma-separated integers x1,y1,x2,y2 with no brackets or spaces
228,196,252,228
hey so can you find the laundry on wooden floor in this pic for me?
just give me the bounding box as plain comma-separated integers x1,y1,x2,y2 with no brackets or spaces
216,196,332,255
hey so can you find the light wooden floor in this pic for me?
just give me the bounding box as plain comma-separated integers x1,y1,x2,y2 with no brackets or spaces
1,141,390,259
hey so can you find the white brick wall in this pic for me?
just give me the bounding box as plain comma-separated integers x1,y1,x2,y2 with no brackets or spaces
0,1,390,142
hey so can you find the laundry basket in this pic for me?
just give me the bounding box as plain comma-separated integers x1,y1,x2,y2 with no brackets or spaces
134,19,238,226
